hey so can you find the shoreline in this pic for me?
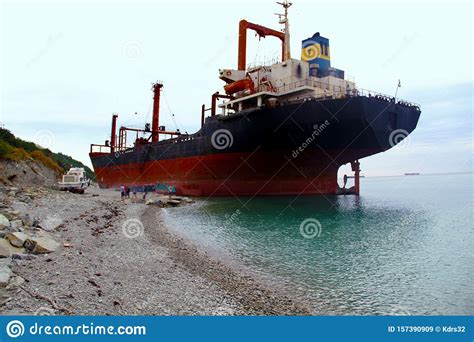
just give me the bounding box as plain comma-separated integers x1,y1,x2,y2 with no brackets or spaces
141,205,310,315
1,187,309,315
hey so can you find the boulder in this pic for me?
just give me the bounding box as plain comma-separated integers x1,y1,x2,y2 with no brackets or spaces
6,232,28,248
10,210,20,217
39,216,63,231
25,236,60,254
11,201,28,214
0,264,11,287
0,239,25,257
9,219,23,231
0,214,9,229
0,258,12,267
0,241,9,258
21,213,34,227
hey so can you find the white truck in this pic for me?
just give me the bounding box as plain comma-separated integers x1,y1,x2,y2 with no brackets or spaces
58,167,90,194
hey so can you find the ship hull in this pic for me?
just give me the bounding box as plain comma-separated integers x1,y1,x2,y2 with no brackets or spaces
90,96,421,196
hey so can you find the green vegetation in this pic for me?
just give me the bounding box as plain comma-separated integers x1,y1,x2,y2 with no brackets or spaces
0,127,95,180
30,150,63,174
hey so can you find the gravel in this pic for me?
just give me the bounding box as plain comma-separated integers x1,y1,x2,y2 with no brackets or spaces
1,187,309,315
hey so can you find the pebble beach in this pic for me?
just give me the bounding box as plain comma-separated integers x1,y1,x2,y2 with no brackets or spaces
0,186,309,315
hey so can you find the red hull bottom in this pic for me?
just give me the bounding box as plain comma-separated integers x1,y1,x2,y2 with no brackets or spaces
94,177,338,196
92,151,347,196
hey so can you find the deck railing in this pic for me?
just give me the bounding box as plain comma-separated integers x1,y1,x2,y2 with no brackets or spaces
90,144,112,154
267,78,420,108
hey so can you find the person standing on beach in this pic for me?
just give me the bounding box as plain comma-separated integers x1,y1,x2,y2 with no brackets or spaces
126,186,131,199
120,184,125,201
132,187,137,203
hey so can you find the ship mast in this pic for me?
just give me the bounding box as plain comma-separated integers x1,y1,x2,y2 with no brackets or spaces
276,0,292,61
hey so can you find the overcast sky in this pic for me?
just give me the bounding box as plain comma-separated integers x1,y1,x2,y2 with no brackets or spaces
1,0,472,176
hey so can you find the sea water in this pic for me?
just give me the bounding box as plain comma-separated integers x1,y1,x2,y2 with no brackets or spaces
160,173,473,315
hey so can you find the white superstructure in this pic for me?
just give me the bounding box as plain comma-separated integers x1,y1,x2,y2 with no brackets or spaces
217,0,356,115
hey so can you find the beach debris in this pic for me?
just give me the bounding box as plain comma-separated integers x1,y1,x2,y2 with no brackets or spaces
11,253,36,261
23,239,36,252
63,242,73,248
145,199,156,205
144,195,194,207
18,284,71,314
167,200,181,207
6,232,28,248
88,279,100,288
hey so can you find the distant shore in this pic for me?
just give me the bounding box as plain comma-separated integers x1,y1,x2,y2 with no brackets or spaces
1,186,309,315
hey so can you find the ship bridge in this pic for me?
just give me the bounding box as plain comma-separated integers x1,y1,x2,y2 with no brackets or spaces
215,1,357,116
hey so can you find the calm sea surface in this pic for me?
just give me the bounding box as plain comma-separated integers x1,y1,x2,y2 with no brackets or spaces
160,173,473,315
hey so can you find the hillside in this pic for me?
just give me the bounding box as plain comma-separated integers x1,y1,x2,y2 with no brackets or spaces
0,127,94,186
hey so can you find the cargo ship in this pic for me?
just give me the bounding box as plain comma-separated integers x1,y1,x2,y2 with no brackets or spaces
90,1,421,196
